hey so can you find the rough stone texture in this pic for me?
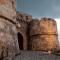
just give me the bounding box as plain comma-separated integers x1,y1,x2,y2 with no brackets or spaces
16,12,59,52
0,0,19,59
0,18,19,59
30,18,58,36
30,35,59,51
30,19,40,36
16,12,32,50
40,18,58,34
0,0,16,22
29,18,59,51
0,0,60,60
16,21,28,50
17,12,32,23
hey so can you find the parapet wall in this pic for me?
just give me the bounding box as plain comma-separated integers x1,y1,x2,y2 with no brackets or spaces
30,18,58,36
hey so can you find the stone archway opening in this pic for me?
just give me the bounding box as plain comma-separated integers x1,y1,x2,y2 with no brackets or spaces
17,32,23,50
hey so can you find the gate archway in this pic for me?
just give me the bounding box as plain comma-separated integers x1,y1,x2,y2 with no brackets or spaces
17,32,23,50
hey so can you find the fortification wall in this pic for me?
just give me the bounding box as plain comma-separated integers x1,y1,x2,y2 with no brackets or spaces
0,0,19,59
0,0,16,22
17,12,32,23
40,18,58,34
29,18,59,51
16,12,32,50
30,19,40,36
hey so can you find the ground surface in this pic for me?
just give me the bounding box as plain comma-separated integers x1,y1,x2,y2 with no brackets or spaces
12,51,60,60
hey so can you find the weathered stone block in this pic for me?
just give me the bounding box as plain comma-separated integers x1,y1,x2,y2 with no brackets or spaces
31,35,59,51
0,0,16,22
16,12,32,23
0,18,19,58
39,18,58,34
30,18,58,36
30,19,40,36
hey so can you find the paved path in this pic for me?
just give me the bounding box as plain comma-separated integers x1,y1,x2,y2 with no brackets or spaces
13,51,60,60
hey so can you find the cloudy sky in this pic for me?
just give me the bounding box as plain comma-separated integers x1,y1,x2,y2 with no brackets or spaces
16,0,60,18
16,0,60,45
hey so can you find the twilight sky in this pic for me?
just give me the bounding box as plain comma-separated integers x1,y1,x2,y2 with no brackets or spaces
16,0,60,45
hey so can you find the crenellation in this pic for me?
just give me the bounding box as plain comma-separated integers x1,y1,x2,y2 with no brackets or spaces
16,12,32,23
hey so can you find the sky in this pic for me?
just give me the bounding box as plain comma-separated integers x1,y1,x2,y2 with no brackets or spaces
16,0,60,45
16,0,60,19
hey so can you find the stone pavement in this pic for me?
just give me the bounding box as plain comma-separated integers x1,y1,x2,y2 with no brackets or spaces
12,51,60,60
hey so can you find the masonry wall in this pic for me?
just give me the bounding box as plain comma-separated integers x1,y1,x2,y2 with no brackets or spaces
16,12,32,50
29,18,59,51
0,0,19,59
0,0,16,22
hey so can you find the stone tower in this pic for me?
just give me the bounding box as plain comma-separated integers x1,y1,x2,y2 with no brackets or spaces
29,18,59,51
0,0,19,59
16,12,32,50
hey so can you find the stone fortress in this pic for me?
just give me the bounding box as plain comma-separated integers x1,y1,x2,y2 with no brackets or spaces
0,0,60,60
17,12,59,52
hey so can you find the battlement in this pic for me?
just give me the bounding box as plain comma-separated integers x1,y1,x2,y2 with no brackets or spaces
16,12,32,23
41,17,56,22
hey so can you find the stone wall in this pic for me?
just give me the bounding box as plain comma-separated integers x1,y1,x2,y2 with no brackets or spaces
29,18,59,51
0,0,19,59
30,19,40,36
16,12,32,50
16,12,59,52
17,12,32,23
0,0,16,22
40,18,58,34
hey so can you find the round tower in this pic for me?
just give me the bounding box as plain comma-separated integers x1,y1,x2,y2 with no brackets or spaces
29,18,59,52
30,19,40,36
0,0,19,59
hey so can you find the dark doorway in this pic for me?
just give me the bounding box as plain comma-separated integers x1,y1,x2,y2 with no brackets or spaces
17,32,23,50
